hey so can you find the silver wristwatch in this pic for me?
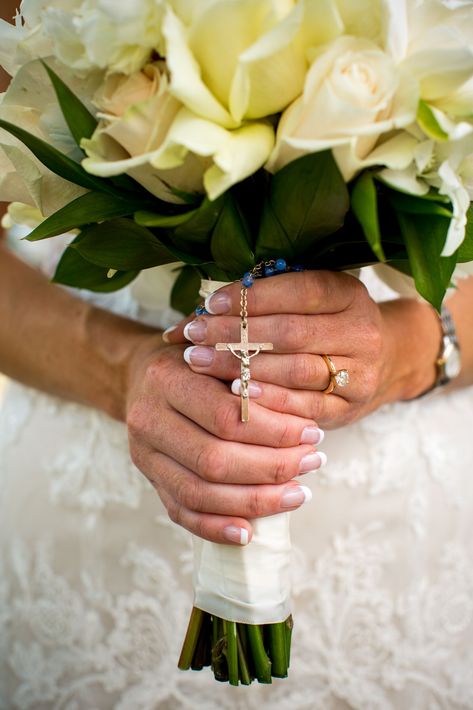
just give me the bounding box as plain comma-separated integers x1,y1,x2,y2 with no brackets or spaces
434,306,461,388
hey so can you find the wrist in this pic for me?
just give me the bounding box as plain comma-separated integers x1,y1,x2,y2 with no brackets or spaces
379,298,442,403
82,304,164,421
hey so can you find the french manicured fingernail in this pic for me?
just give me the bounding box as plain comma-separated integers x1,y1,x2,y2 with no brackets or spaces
300,426,325,445
280,485,312,509
205,291,231,314
299,451,327,473
231,379,263,398
183,346,215,367
223,525,249,545
183,320,207,343
162,325,177,343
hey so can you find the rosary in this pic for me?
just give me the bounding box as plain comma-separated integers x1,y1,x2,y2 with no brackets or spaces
211,259,302,423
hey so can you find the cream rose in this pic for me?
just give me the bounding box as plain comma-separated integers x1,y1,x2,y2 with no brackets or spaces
81,63,208,202
162,0,343,128
82,62,276,201
268,35,419,180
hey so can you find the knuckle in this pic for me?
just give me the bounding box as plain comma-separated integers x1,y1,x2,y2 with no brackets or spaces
195,444,224,482
126,401,149,440
167,499,183,527
290,354,317,389
212,401,239,439
279,315,311,351
367,321,383,358
361,365,381,400
192,515,207,541
182,480,205,512
246,488,267,518
272,456,292,484
294,272,314,305
216,319,235,345
275,386,292,413
337,406,360,427
273,419,293,448
146,351,180,395
308,395,324,421
172,471,202,512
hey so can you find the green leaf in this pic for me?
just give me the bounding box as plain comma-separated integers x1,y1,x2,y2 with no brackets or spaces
417,100,449,141
72,218,179,270
41,61,97,147
134,209,198,228
257,151,349,261
173,196,223,247
170,265,202,315
0,118,117,194
53,238,139,292
167,184,201,205
26,191,155,241
396,212,457,310
210,191,254,275
255,200,293,260
351,172,385,261
457,204,473,262
389,190,453,218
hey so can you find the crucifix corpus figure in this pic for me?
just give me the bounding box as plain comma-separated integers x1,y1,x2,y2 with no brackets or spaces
215,285,273,422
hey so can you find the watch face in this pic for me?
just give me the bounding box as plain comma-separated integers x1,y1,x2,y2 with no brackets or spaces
444,341,462,379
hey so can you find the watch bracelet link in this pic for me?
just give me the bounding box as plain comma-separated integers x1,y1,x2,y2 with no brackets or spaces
437,306,459,386
416,304,461,398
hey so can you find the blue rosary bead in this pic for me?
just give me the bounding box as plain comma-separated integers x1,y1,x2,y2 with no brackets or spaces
242,273,254,287
265,266,275,276
195,305,208,315
275,258,287,272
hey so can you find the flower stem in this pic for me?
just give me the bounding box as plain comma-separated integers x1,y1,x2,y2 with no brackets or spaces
246,624,272,684
223,620,239,686
211,618,228,682
179,609,293,684
267,622,288,678
285,615,293,668
236,626,252,685
191,612,211,670
178,607,204,670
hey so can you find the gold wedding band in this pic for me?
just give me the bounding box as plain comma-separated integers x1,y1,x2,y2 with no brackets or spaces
321,355,350,394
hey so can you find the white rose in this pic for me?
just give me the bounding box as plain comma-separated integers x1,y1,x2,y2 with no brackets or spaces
399,0,473,121
269,35,418,180
377,1,473,254
150,109,275,200
43,0,165,76
81,64,207,202
162,0,343,128
0,0,166,78
82,60,276,201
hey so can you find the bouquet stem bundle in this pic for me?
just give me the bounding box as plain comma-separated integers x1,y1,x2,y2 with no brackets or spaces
178,607,293,686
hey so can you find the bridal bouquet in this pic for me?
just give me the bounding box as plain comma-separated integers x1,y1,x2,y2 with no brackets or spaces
1,0,473,686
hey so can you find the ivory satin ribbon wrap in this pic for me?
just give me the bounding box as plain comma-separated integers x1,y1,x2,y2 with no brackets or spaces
193,279,292,624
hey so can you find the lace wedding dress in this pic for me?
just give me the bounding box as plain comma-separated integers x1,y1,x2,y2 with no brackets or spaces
1,242,473,710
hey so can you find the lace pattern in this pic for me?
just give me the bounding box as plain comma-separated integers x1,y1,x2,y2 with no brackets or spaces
1,260,473,708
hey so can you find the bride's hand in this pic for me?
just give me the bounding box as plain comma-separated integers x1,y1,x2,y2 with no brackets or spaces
125,339,325,544
166,271,441,429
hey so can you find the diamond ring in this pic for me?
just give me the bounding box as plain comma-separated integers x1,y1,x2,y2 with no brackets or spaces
321,355,350,394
